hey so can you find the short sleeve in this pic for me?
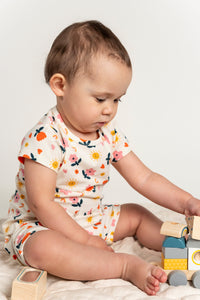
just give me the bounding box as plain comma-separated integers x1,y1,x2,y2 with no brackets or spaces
102,120,131,163
18,124,64,173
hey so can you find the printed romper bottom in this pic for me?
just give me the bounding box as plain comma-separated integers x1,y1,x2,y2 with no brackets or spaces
5,204,121,265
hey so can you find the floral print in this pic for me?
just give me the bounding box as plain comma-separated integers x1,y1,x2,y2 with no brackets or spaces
69,154,82,166
112,150,123,162
3,106,131,264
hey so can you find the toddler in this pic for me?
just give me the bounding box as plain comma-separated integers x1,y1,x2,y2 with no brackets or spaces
3,20,200,296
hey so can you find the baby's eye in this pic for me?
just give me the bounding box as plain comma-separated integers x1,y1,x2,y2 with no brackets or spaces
96,98,106,102
114,98,121,103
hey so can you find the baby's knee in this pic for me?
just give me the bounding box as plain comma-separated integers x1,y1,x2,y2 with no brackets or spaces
121,203,150,218
23,231,49,269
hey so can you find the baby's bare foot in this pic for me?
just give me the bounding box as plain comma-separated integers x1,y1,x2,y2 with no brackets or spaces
122,255,167,295
145,265,167,295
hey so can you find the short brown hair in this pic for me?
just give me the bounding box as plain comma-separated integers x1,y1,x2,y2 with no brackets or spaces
44,20,132,84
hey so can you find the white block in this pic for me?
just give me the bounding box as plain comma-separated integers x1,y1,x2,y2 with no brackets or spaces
187,238,200,271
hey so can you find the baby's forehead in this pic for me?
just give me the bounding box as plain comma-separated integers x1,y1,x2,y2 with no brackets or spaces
70,52,131,88
86,52,129,74
81,55,132,93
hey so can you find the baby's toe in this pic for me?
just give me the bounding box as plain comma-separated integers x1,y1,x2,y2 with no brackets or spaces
152,267,167,283
147,274,160,287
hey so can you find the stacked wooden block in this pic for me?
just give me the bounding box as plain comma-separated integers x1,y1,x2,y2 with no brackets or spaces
161,217,200,271
186,216,200,271
186,216,200,240
161,222,188,270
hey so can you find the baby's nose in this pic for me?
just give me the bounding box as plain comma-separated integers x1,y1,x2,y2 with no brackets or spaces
102,102,114,115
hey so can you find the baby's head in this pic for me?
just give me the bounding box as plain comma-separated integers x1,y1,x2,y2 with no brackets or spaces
44,20,132,84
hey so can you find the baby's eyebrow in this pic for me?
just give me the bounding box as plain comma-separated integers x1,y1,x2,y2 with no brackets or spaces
95,91,126,99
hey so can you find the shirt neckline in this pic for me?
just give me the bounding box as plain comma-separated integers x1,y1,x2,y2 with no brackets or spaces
52,106,104,145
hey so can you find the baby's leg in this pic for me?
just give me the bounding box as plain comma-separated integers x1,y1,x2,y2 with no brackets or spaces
113,203,167,294
24,230,123,281
114,203,164,250
23,230,167,295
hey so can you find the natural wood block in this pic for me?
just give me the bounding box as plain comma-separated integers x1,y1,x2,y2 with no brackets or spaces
186,216,200,240
160,221,188,238
11,267,47,300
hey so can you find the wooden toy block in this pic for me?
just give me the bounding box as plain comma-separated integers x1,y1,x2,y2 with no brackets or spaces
161,253,187,270
162,236,186,249
162,247,187,259
151,261,197,280
160,221,188,238
11,267,47,300
187,237,200,270
186,216,200,240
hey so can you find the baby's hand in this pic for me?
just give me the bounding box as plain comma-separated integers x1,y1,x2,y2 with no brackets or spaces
86,235,114,252
185,197,200,217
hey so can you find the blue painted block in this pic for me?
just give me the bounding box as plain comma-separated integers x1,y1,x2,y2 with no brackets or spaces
162,236,186,249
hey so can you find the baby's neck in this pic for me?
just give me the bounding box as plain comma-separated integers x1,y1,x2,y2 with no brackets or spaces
72,130,99,141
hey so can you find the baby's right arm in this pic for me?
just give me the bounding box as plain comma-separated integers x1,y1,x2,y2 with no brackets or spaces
24,159,111,251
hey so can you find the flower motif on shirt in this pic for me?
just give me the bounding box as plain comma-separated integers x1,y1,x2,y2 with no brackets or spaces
34,127,47,141
59,137,69,154
15,209,21,217
112,151,123,162
69,197,83,207
14,191,20,203
79,140,96,148
69,154,82,166
61,137,69,148
69,197,79,204
82,168,96,179
30,153,37,161
60,145,66,154
106,152,111,165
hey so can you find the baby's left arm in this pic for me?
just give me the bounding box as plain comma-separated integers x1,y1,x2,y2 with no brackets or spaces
113,151,200,216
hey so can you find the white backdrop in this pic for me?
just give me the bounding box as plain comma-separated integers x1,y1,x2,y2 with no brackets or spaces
0,0,200,218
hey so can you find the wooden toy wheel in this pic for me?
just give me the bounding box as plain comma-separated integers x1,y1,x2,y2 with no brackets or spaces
168,270,187,286
192,271,200,288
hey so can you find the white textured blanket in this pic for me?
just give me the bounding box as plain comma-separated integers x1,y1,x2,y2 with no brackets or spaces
1,204,200,300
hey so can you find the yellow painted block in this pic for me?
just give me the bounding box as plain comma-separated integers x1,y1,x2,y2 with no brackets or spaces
161,253,187,270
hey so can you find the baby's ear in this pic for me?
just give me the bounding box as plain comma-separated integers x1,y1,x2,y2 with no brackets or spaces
49,73,67,96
